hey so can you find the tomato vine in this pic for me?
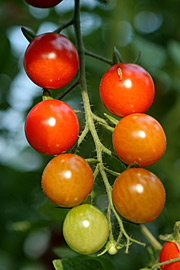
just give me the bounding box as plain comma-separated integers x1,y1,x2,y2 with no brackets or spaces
21,0,180,269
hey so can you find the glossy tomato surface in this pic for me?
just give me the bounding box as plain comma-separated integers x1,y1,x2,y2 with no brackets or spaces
160,241,180,270
112,168,166,223
24,0,63,8
113,113,166,167
100,63,155,117
25,99,79,155
24,33,79,89
42,154,94,207
63,204,109,254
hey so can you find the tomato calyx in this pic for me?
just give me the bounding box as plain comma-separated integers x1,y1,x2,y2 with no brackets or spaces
42,89,53,101
160,221,180,250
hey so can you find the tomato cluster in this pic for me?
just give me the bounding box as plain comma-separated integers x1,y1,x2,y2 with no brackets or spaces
23,8,108,254
23,0,167,257
100,63,166,224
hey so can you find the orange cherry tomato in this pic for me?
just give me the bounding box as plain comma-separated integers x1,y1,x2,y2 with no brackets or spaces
42,154,94,207
113,113,166,167
112,168,166,224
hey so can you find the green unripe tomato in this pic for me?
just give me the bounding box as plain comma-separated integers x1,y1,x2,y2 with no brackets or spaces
63,204,109,254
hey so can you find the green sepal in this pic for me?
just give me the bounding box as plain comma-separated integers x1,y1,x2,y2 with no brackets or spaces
113,46,124,64
104,113,119,125
21,27,36,42
42,89,53,101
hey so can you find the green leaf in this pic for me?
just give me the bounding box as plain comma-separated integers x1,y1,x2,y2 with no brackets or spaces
53,258,103,270
54,247,79,259
39,200,69,221
168,40,180,67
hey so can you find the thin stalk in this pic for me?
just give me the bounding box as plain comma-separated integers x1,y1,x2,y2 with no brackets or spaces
85,50,113,66
140,225,162,251
73,0,145,254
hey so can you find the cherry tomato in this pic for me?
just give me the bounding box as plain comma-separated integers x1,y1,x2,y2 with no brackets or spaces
24,33,79,89
63,204,109,254
100,63,155,117
112,168,166,224
42,154,94,207
112,113,166,167
25,99,79,155
160,241,180,270
24,0,63,8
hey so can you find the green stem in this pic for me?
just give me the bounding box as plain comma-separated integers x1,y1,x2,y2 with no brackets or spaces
140,225,162,251
85,50,113,66
54,18,74,33
73,0,144,255
152,257,180,269
58,78,80,100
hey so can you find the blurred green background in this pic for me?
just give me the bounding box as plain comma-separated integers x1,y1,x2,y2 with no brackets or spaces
0,0,180,269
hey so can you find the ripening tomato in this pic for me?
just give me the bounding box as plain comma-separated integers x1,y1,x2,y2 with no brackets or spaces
159,241,180,270
100,63,155,117
113,113,166,167
24,33,79,89
42,154,94,207
25,99,79,155
63,204,109,254
24,0,63,8
112,168,166,224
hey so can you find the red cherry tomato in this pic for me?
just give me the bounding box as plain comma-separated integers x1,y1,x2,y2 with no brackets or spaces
112,168,166,224
100,63,155,117
25,99,79,155
24,0,63,8
42,154,94,207
24,33,79,89
112,113,166,167
160,241,180,270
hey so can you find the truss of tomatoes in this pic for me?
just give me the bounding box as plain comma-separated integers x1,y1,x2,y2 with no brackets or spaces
100,63,167,224
23,27,167,255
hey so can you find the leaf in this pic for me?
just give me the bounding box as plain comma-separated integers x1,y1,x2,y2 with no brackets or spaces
53,246,79,259
53,258,103,270
168,40,180,67
39,200,69,221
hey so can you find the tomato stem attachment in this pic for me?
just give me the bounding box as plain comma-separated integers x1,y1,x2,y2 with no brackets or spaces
117,66,122,80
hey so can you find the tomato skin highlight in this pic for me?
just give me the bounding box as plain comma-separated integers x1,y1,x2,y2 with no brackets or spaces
63,204,109,254
24,0,63,8
42,154,94,207
112,168,166,224
113,113,166,167
100,63,155,117
24,33,79,89
160,241,180,270
25,99,79,155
